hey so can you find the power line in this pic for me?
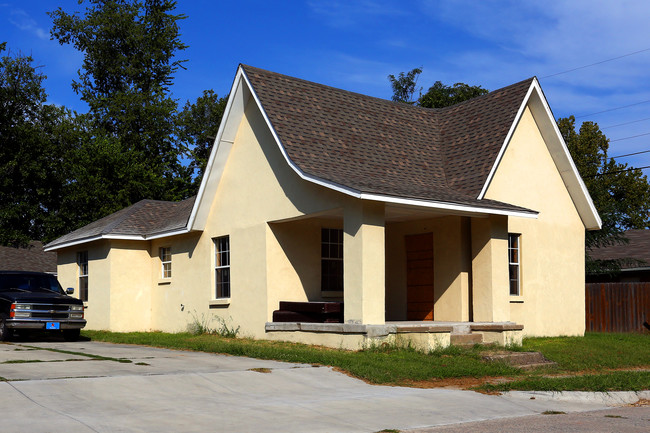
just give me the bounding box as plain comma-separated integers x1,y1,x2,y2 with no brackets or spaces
610,149,650,159
575,99,650,119
585,164,650,177
610,132,650,142
601,117,650,129
540,47,650,79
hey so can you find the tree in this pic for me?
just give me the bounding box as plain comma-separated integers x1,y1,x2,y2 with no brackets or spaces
388,67,422,104
177,89,228,190
419,81,489,108
0,43,76,245
388,67,488,108
48,0,192,222
558,116,650,273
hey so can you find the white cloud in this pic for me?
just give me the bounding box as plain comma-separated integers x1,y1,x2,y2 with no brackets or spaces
9,8,49,40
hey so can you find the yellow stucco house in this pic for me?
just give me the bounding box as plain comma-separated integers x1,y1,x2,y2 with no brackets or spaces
45,65,601,350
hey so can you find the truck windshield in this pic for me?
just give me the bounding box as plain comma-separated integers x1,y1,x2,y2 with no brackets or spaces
0,275,65,294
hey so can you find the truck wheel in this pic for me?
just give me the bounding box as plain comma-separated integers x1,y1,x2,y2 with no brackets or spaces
63,329,80,342
0,320,12,342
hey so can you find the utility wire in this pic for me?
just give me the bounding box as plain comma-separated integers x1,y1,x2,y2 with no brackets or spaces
585,164,650,177
601,117,650,129
610,149,650,159
575,99,650,119
540,47,650,79
610,132,650,142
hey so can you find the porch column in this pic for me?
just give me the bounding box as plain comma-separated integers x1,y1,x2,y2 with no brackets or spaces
470,215,510,322
343,201,385,324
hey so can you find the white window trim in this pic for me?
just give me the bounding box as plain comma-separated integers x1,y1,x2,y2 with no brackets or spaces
508,234,521,296
214,236,230,299
321,228,343,292
160,247,172,279
78,251,88,302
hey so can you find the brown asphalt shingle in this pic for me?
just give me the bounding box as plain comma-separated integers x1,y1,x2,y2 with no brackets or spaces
589,229,650,268
48,66,540,249
46,197,195,249
242,65,535,212
0,241,57,273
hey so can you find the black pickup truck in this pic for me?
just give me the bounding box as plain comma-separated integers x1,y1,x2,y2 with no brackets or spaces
0,271,86,341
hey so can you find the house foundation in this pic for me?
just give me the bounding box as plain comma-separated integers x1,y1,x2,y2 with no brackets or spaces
265,321,523,351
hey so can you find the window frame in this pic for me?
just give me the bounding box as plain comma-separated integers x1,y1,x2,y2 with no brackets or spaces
77,251,88,302
214,236,230,299
321,228,344,292
508,233,521,296
160,247,172,279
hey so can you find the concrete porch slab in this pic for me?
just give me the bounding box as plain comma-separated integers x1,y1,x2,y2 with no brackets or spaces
265,321,524,350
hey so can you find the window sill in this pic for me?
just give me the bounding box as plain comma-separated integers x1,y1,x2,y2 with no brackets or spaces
321,290,343,298
158,280,171,285
210,298,230,307
509,298,524,303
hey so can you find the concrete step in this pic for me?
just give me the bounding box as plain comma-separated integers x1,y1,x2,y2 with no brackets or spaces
450,333,483,346
482,351,557,369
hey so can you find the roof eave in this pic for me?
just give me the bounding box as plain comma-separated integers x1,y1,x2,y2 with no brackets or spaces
43,228,193,252
477,78,602,231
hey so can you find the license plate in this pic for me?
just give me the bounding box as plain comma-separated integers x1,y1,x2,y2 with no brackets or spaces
46,322,60,330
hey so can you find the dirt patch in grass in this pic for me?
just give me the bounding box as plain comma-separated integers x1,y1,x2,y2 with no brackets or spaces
394,376,513,390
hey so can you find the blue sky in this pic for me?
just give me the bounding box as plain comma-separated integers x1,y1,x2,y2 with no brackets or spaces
2,0,650,171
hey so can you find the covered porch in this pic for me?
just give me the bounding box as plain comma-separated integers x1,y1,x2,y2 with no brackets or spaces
264,200,525,350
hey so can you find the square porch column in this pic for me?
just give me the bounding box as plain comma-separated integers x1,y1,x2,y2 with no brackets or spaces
470,215,510,322
343,201,385,324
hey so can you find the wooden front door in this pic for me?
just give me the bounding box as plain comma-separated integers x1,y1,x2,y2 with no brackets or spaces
406,233,434,321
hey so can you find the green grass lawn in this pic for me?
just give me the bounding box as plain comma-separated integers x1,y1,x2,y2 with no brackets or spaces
83,330,650,392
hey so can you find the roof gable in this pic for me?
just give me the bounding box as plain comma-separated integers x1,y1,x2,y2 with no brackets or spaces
242,65,535,202
189,66,541,230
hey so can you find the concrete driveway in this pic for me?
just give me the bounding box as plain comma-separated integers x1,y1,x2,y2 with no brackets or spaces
1,340,648,432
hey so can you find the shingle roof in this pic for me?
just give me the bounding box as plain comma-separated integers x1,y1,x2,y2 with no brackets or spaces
0,241,57,273
242,65,535,213
46,197,195,249
589,230,650,268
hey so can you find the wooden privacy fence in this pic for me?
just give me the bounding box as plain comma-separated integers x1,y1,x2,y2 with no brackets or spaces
586,282,650,333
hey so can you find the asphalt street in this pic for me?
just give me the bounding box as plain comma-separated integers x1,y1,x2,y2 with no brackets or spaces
1,340,648,432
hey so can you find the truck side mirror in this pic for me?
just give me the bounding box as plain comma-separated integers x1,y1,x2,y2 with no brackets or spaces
66,288,74,295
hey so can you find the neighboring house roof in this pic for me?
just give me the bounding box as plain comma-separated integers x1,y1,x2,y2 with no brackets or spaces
589,229,650,269
0,241,57,273
45,197,196,251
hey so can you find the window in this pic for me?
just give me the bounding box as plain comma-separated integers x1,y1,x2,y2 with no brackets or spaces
321,228,343,292
77,251,88,302
160,247,172,279
508,234,520,296
214,236,230,298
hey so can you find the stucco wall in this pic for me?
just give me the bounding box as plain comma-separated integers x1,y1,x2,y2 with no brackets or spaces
56,241,112,330
104,240,152,332
174,95,385,337
484,106,586,336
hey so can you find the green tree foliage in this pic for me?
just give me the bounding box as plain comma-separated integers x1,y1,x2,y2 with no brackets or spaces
0,43,77,245
48,0,192,222
558,116,650,272
388,67,488,108
419,81,489,108
177,89,228,189
388,67,422,104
